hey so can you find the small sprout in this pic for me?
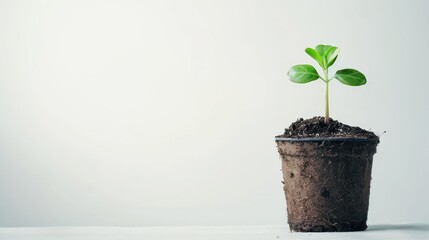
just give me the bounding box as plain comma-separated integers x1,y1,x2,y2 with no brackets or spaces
287,44,367,124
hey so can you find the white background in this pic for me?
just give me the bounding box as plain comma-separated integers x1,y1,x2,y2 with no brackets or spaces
0,0,428,226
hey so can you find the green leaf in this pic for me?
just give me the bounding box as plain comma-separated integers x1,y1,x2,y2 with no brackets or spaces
327,55,338,68
315,44,336,58
315,44,338,69
305,48,323,68
326,47,339,67
334,69,367,86
288,64,320,83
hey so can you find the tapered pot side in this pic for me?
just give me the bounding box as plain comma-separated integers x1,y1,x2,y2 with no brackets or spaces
275,137,379,232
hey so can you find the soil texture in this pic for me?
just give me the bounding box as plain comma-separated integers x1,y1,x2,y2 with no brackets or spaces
276,116,379,142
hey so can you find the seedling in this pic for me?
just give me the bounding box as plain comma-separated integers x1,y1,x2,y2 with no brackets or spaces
287,44,366,124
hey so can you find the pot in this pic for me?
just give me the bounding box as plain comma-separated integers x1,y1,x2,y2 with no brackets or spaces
275,137,379,232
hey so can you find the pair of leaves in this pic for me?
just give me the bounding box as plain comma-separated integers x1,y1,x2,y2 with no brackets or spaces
305,45,339,70
287,44,366,86
288,65,366,86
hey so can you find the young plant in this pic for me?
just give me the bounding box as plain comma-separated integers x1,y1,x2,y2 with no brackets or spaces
287,44,366,124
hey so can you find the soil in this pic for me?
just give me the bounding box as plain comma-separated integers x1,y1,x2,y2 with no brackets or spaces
276,116,379,142
275,117,380,232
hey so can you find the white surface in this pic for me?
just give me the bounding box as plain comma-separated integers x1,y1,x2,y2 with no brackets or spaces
0,225,428,240
1,0,429,226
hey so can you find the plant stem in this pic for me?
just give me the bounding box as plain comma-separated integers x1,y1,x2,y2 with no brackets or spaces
324,69,329,124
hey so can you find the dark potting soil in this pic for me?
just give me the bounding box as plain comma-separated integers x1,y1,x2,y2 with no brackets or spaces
276,116,379,142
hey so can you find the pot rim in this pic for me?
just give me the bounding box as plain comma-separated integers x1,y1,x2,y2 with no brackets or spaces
275,137,375,142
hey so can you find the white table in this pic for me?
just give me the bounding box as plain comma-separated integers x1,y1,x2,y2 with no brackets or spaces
0,224,428,240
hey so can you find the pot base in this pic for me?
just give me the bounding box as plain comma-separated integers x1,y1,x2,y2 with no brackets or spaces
277,138,378,232
289,221,367,232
